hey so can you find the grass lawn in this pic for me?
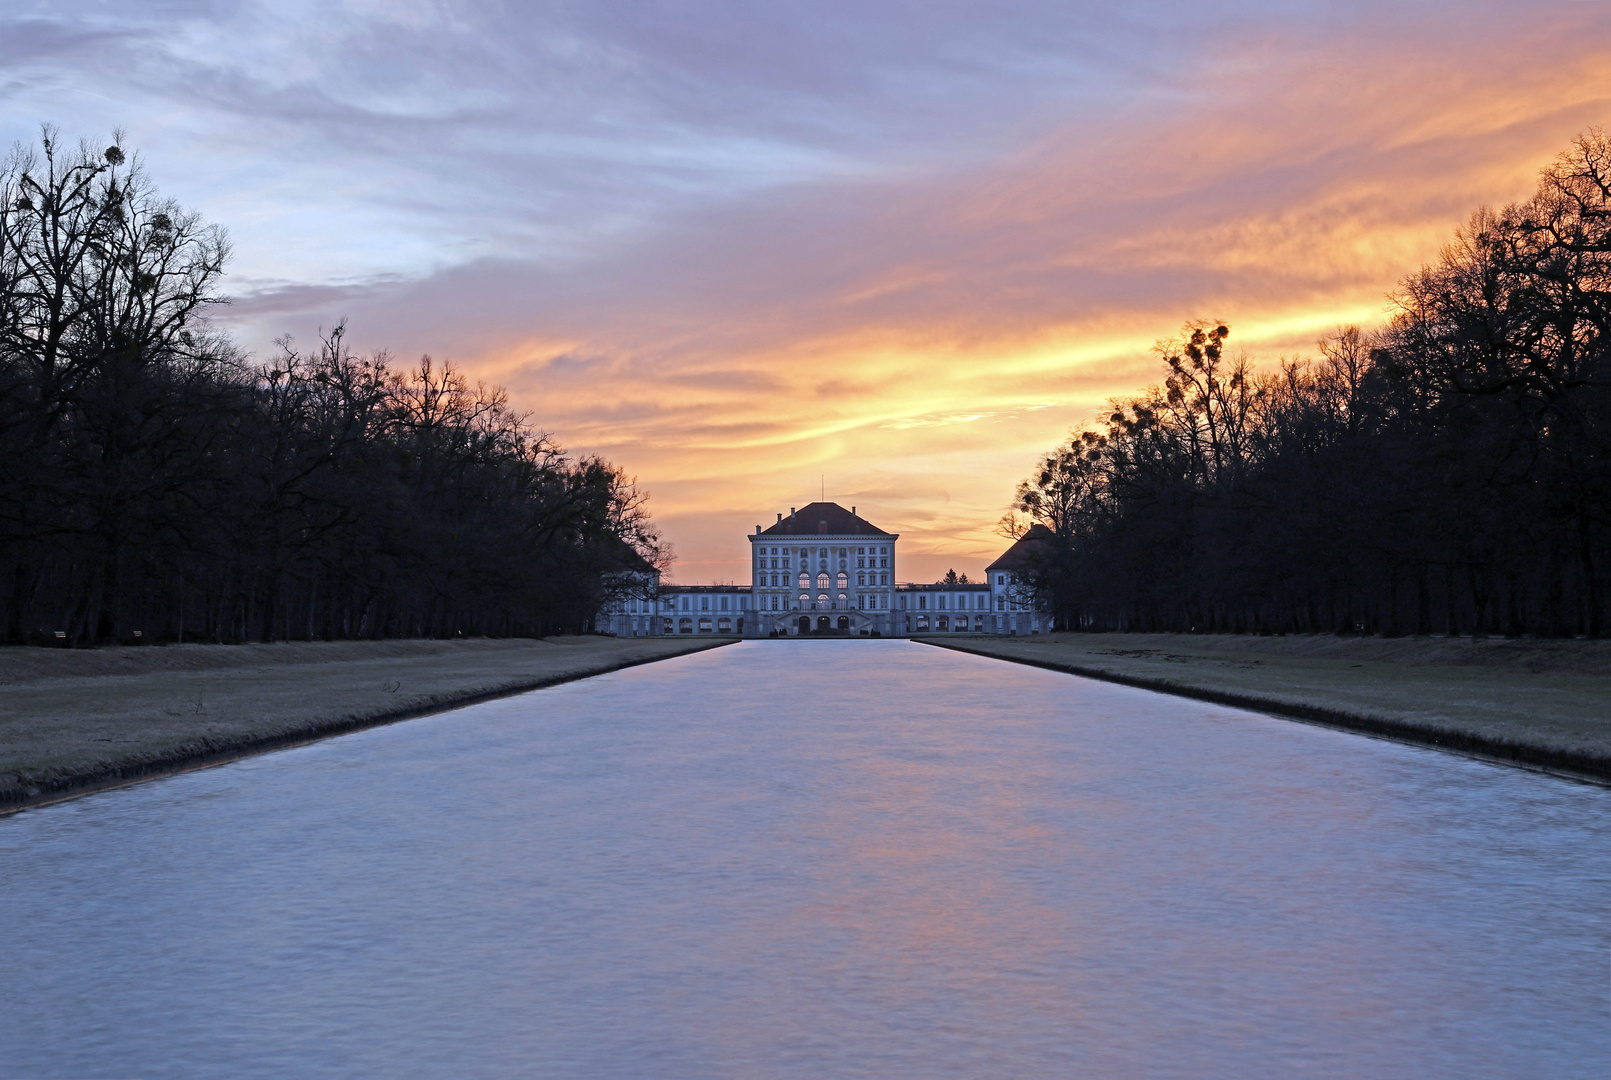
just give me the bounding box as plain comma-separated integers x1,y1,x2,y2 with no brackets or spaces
0,635,730,810
922,632,1611,782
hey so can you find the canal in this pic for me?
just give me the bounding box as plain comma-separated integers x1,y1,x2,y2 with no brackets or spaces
1,640,1606,1078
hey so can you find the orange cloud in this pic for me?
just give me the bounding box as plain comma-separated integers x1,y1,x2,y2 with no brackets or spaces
232,8,1611,584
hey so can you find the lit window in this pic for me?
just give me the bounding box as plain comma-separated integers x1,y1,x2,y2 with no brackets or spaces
837,572,848,588
798,573,809,589
817,573,829,589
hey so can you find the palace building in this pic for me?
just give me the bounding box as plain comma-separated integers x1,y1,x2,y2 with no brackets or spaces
600,502,1052,638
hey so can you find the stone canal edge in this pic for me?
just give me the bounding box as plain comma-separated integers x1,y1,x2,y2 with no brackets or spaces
918,637,1611,787
1,638,738,816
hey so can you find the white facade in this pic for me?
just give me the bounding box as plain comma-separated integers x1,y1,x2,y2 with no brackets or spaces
599,501,1052,637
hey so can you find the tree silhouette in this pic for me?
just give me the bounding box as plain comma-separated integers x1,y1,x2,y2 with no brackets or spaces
0,129,665,644
1007,130,1611,637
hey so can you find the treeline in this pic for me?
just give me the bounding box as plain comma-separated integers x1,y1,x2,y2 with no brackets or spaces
1009,131,1611,637
0,129,662,645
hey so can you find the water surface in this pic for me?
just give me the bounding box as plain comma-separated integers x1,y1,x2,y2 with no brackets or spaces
2,640,1606,1078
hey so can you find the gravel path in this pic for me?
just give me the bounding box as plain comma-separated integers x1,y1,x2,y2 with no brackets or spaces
920,632,1611,782
0,636,731,810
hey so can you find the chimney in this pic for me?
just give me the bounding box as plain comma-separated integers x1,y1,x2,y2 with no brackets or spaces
777,513,783,523
790,507,796,518
754,525,760,535
851,506,856,516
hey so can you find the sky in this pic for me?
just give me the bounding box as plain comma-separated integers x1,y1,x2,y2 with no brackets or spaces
5,1,1610,583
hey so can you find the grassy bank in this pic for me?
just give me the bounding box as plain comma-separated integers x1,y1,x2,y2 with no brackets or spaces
0,636,732,812
920,632,1611,783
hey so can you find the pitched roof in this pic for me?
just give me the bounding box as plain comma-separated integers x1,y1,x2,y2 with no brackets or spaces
759,502,892,537
985,523,1057,573
599,533,659,576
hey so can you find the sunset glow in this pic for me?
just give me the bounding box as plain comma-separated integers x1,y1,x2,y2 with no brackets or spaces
9,1,1608,582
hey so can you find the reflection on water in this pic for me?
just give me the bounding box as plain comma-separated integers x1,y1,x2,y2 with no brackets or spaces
1,640,1607,1078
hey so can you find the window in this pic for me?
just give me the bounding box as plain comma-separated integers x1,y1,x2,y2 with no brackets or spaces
798,573,809,589
997,575,1005,586
919,595,927,609
799,593,809,606
817,573,829,589
857,547,865,555
837,572,848,588
997,597,1005,610
700,596,709,611
857,573,865,586
719,596,728,610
